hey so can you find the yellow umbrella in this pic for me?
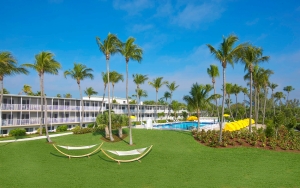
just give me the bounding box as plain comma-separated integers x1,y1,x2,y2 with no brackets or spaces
187,116,198,121
223,114,230,117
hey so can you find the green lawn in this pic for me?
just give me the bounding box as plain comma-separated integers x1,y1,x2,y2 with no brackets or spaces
0,129,299,187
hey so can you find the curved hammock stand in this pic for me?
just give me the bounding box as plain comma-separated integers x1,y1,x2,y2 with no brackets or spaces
101,145,153,164
53,143,103,159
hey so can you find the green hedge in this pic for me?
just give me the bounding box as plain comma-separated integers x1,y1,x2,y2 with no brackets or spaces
9,128,26,136
56,125,68,132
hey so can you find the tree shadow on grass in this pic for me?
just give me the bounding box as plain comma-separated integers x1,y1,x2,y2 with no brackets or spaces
50,150,102,159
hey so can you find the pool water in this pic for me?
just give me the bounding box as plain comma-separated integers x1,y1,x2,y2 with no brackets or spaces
154,121,214,130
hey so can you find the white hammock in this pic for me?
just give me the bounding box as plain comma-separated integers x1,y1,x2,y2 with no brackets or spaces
57,144,98,150
107,147,148,156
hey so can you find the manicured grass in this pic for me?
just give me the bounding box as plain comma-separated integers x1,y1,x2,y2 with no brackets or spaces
0,129,300,187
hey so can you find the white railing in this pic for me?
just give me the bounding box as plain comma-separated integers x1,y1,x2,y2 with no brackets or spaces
1,117,97,126
1,104,102,111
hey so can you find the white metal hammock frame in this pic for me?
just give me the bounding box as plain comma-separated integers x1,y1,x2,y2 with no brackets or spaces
101,145,153,164
52,143,103,159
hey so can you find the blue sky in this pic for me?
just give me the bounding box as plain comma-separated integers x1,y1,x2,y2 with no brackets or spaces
1,0,300,103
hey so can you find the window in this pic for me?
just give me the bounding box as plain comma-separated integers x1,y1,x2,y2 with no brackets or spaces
1,130,8,134
65,101,70,106
22,114,29,119
25,128,34,132
65,114,69,118
68,125,72,129
123,101,126,104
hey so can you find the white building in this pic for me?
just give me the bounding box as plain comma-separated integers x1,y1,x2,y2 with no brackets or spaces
0,94,186,135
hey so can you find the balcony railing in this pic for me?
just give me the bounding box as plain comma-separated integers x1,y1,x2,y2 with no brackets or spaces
1,104,102,111
1,117,97,127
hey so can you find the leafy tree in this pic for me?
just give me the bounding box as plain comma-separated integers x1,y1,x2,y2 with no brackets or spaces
19,84,32,95
110,71,124,101
0,51,29,135
148,77,168,120
64,93,72,98
96,33,121,142
207,64,220,118
64,63,94,127
1,88,9,94
207,34,245,139
183,83,213,132
23,51,60,141
119,37,143,145
283,86,295,105
56,94,61,98
240,45,269,131
84,87,98,100
269,83,278,115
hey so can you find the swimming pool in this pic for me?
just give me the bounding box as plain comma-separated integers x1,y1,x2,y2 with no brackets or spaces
153,121,214,130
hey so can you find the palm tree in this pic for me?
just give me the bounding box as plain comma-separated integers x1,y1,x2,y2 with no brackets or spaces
225,83,234,119
23,51,60,141
163,91,171,118
1,88,9,94
119,37,143,145
240,45,269,131
283,86,295,106
241,87,248,118
207,34,245,141
64,93,72,98
96,33,121,142
183,83,213,132
100,72,108,114
274,92,285,111
56,94,61,98
84,87,98,100
148,77,168,121
0,52,29,135
110,71,124,101
170,100,182,120
166,81,179,119
64,63,94,128
20,84,32,95
136,88,148,121
207,64,220,119
132,74,148,121
231,84,242,118
269,83,278,115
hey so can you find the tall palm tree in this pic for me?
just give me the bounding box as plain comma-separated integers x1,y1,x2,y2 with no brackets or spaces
96,33,121,142
119,37,143,145
132,74,148,121
240,45,269,131
84,87,98,100
283,86,295,106
110,71,124,101
207,34,245,141
269,83,278,115
148,77,168,121
0,52,29,135
231,84,242,118
207,64,220,119
64,63,94,128
23,51,60,141
225,83,234,119
166,81,179,119
136,88,148,121
183,83,213,132
163,91,171,118
241,87,248,118
274,92,285,111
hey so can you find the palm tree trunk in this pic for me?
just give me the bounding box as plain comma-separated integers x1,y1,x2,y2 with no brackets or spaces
39,74,43,136
106,58,113,141
213,83,220,122
156,91,158,121
227,95,234,120
249,71,253,132
101,84,106,114
235,94,238,118
262,87,267,125
272,91,276,115
255,89,258,129
219,67,226,143
42,73,52,142
197,109,200,132
126,61,132,145
0,78,4,135
112,84,115,102
78,82,84,128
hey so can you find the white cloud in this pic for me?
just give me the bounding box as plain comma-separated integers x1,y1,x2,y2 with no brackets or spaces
246,18,259,26
172,3,225,28
113,0,154,15
131,24,154,33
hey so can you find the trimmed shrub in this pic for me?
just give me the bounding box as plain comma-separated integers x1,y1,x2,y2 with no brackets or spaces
36,128,46,134
56,125,67,132
9,128,26,136
72,126,93,134
87,123,95,128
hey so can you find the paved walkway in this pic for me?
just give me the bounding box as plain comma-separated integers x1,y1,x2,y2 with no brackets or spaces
0,132,73,143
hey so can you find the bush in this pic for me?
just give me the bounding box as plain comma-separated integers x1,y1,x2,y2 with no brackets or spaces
265,125,274,138
72,126,93,134
9,128,26,136
36,128,46,134
87,123,95,128
56,125,68,132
